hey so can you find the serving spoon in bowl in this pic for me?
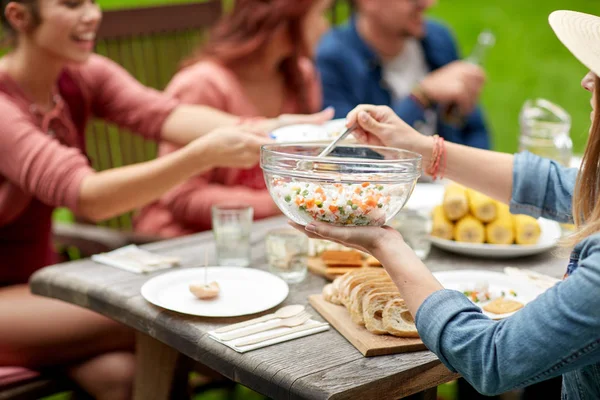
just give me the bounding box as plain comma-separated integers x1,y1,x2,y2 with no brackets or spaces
317,123,358,158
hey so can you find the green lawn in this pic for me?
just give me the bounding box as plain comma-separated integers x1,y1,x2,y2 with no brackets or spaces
96,0,600,154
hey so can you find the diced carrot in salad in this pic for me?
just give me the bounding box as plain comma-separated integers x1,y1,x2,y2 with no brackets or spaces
270,179,400,226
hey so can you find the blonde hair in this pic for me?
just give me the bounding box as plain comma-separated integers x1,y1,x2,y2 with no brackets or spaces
568,75,600,245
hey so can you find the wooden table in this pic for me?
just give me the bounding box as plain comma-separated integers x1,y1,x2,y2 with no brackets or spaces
30,216,568,400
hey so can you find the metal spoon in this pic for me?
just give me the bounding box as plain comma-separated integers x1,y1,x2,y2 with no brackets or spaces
317,123,358,158
296,123,358,171
214,304,306,334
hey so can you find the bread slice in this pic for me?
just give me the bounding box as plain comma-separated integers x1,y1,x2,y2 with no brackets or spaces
330,270,367,305
350,283,397,325
382,298,419,338
362,292,403,334
321,250,362,263
322,284,335,303
365,255,382,267
345,276,391,311
339,269,388,307
325,267,364,276
334,269,372,292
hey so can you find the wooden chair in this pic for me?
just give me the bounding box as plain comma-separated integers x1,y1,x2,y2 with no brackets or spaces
53,1,223,257
0,367,92,400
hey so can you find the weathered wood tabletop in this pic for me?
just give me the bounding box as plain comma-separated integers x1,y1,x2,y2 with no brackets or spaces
30,216,568,400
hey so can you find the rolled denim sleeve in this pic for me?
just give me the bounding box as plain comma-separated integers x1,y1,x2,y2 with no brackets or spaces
416,236,600,396
510,151,577,223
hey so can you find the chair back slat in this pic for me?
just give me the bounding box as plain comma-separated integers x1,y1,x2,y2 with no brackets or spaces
97,1,223,40
85,1,222,230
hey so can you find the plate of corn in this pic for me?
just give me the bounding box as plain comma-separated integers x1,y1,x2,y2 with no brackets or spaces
429,183,562,258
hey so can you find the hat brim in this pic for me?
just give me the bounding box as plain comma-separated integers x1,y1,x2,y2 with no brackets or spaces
549,10,600,77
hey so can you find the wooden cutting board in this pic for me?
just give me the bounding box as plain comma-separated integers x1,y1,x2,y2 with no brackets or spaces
307,257,382,281
309,294,426,357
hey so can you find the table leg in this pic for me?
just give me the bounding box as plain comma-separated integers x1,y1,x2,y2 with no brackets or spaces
402,386,437,400
133,332,190,400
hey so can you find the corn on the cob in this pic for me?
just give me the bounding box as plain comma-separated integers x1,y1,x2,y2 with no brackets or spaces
443,183,469,221
467,189,497,223
431,206,454,240
454,215,485,243
485,203,514,244
514,215,541,245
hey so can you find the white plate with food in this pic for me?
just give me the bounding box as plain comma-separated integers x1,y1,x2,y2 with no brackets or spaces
269,119,354,143
433,270,545,319
141,267,289,317
430,218,561,258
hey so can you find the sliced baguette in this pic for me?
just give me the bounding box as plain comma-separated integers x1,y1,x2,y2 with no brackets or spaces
349,283,397,325
346,277,393,311
382,298,419,338
340,269,389,307
330,270,369,305
362,292,403,334
322,284,335,303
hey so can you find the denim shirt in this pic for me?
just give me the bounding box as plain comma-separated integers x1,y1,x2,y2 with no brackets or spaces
416,152,600,398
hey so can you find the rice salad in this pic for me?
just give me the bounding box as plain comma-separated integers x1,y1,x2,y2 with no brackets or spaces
270,178,408,226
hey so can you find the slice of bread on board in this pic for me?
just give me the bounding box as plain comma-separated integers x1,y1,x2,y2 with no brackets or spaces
382,298,419,338
362,292,403,334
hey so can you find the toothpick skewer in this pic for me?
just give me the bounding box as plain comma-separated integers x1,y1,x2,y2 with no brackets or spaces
204,252,208,286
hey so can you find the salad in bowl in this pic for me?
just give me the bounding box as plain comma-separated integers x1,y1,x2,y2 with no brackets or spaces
261,144,422,227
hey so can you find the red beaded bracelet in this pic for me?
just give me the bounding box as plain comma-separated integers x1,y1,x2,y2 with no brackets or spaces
425,135,446,180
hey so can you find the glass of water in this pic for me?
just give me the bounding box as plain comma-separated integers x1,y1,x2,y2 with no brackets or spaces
265,229,308,284
212,204,253,267
389,208,432,260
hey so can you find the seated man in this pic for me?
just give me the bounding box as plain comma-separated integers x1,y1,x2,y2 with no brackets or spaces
317,0,491,149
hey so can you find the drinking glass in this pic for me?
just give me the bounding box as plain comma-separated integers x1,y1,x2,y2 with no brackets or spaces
212,204,253,267
265,229,308,283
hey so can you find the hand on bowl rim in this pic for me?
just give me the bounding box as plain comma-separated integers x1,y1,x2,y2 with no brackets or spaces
287,220,403,256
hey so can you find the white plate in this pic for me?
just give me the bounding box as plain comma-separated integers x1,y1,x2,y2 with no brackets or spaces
141,267,289,317
430,218,561,258
433,270,544,319
269,119,354,143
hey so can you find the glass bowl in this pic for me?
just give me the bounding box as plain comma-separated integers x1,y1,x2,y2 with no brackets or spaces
260,144,422,226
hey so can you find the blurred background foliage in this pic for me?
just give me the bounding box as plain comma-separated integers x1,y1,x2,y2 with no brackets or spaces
97,0,600,154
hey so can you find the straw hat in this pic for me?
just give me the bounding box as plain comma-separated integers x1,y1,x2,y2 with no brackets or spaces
549,10,600,76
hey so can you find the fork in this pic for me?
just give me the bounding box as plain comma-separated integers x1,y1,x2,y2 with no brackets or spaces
219,312,312,341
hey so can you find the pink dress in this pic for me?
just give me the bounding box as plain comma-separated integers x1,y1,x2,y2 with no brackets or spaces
0,55,178,285
134,59,322,237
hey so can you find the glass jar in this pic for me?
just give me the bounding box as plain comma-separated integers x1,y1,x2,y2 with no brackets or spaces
519,98,573,167
388,208,433,260
519,99,575,234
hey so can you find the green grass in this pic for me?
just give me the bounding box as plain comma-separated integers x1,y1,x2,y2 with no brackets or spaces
428,0,600,154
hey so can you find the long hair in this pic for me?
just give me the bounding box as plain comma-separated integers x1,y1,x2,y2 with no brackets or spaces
568,76,600,245
182,0,316,113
